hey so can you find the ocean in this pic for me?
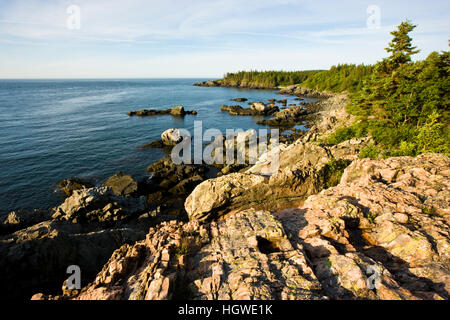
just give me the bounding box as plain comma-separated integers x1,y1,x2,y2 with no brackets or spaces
0,79,312,216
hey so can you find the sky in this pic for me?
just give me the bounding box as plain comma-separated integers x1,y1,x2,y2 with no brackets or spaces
0,0,448,78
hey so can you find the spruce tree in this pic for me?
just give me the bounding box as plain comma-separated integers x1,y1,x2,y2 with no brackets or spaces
385,20,420,70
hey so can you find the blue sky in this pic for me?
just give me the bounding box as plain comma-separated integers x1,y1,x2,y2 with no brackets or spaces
0,0,448,78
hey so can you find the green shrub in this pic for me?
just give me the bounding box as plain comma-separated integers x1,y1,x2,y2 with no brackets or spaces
359,145,382,159
326,122,368,145
326,127,356,145
321,159,351,188
396,141,417,156
416,111,449,155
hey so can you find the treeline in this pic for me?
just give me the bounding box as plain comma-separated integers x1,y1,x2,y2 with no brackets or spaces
221,70,321,88
301,64,373,93
221,64,373,92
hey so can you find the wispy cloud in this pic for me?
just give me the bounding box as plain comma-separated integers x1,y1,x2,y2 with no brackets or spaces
0,0,448,78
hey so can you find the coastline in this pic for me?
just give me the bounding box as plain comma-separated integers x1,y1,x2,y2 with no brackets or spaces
1,82,449,301
194,79,335,99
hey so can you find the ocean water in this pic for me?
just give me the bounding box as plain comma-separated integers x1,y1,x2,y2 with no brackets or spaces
0,79,313,216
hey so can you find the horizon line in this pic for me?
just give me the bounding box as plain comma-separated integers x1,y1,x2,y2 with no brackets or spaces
0,77,222,80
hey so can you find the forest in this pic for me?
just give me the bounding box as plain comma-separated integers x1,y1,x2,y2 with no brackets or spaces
221,20,449,157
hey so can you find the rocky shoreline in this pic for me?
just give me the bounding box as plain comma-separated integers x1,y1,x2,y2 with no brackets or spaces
194,80,334,99
1,86,449,300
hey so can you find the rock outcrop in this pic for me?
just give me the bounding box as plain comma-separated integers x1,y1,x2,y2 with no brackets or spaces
51,187,146,223
1,209,51,235
278,85,334,99
1,219,148,300
221,103,279,116
193,80,221,87
144,157,211,217
7,83,448,302
36,153,449,300
103,172,138,197
37,210,323,300
57,178,95,197
275,153,450,300
186,130,372,222
257,105,307,126
128,106,197,117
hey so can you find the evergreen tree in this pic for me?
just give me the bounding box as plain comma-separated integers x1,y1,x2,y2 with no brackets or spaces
385,20,420,70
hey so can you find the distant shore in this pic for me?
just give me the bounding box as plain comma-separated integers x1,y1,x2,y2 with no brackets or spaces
194,79,334,99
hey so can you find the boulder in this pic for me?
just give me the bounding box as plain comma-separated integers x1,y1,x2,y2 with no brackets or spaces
161,129,183,146
185,173,266,221
170,106,185,116
103,172,138,196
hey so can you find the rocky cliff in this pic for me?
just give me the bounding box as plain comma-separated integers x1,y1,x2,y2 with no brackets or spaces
27,92,449,300
34,153,449,300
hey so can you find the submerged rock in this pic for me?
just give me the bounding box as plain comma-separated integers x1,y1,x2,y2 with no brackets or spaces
231,98,248,102
138,140,165,149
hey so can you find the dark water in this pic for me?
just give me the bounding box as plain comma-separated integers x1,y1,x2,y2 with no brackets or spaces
0,79,312,216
